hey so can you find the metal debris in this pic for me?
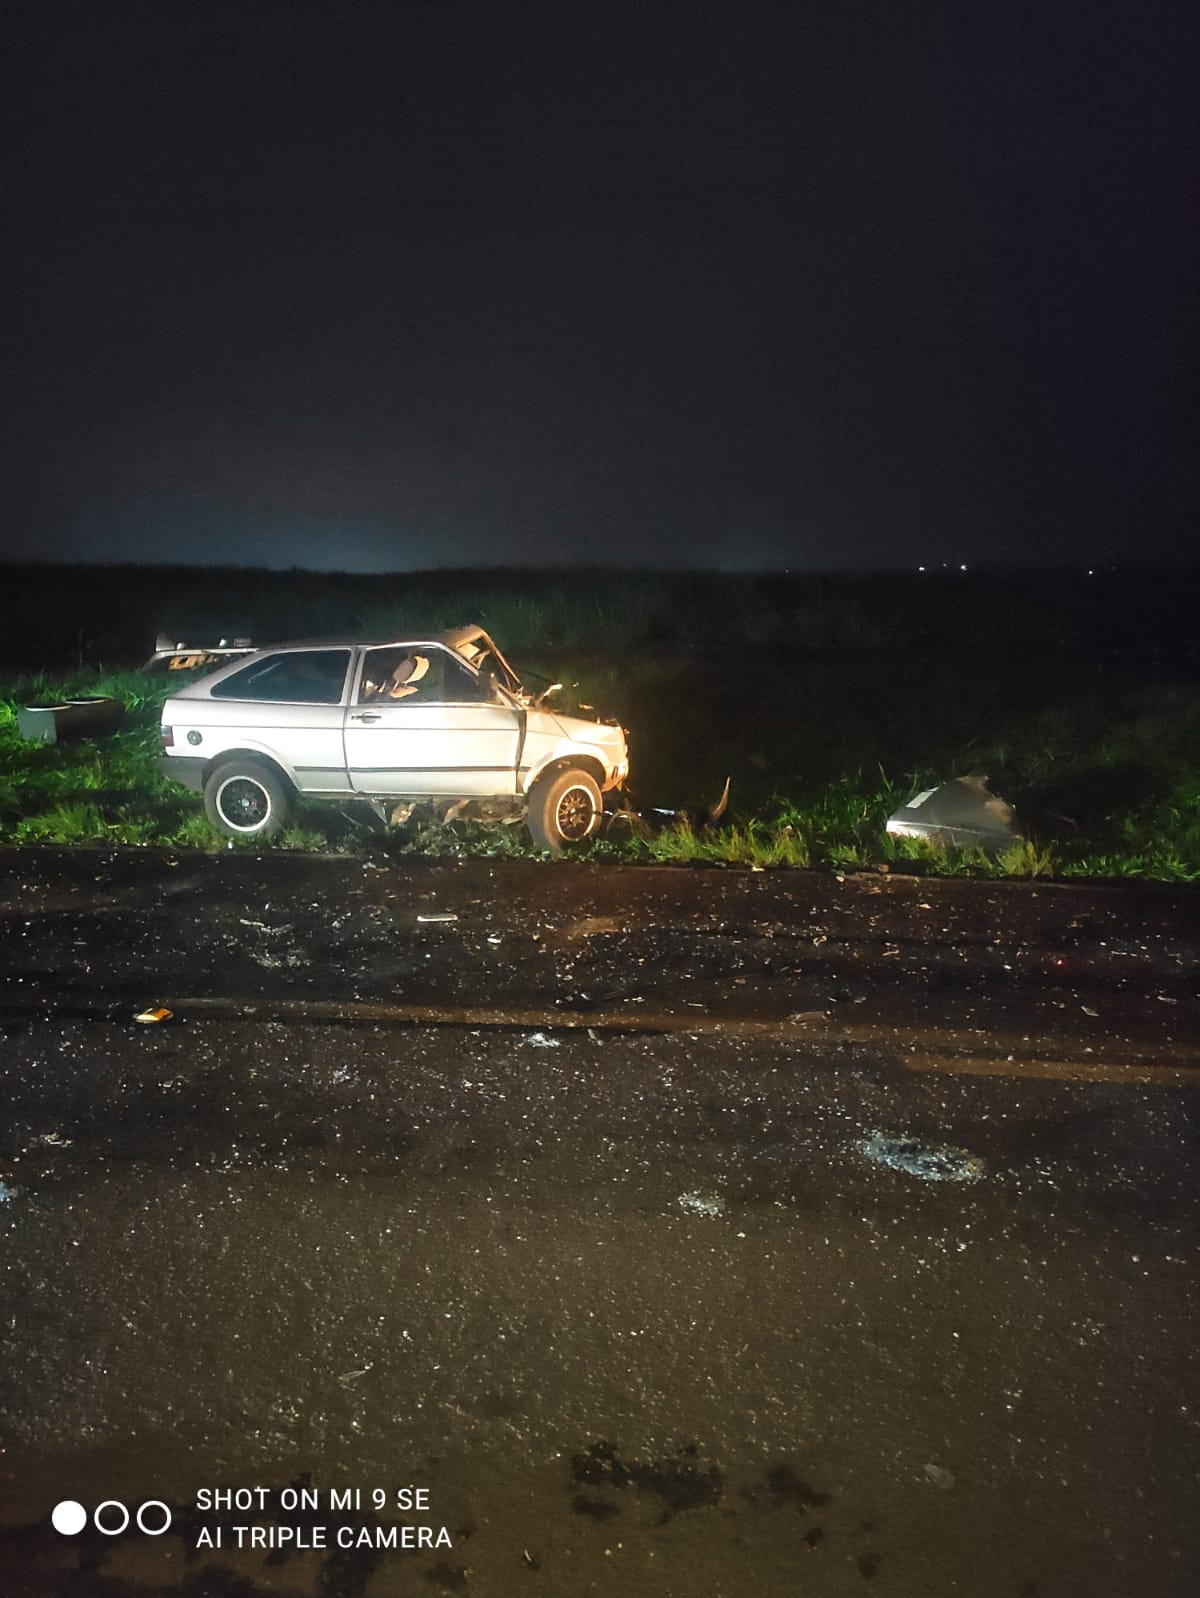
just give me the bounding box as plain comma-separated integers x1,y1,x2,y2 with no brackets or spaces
886,774,1022,850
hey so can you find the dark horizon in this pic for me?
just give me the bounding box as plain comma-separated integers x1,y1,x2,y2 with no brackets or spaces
3,0,1196,573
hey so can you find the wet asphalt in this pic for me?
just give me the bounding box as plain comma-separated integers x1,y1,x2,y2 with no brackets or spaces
0,848,1197,1598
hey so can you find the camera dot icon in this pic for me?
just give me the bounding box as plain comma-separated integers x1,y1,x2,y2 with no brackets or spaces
51,1501,88,1536
51,1499,172,1536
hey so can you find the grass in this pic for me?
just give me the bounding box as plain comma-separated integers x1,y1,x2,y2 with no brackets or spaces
2,650,1199,882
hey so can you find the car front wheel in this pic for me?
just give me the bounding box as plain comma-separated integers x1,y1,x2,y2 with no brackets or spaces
203,759,292,839
526,767,603,852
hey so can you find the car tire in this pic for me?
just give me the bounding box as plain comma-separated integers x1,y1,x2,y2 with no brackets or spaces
527,767,603,852
203,759,292,840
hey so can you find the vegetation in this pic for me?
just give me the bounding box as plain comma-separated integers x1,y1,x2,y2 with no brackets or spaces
3,562,1198,672
2,615,1199,879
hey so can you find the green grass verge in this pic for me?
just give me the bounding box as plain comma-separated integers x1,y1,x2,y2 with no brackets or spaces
2,663,1199,881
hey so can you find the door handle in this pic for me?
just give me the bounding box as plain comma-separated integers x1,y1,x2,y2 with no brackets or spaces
350,711,381,722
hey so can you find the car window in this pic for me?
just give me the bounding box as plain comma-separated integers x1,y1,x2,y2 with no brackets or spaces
358,648,494,705
441,654,496,703
211,649,351,704
359,648,443,704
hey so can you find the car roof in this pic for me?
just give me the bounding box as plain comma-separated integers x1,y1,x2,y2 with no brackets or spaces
188,625,525,693
235,628,489,653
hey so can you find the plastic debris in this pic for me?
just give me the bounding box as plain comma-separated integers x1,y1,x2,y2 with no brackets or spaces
16,697,124,745
0,1181,14,1204
860,1132,985,1183
134,1005,173,1025
523,1032,561,1049
924,1463,956,1490
886,774,1021,850
678,1192,726,1217
417,912,459,924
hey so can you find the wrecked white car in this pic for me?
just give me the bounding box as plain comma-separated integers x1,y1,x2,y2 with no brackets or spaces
159,626,629,850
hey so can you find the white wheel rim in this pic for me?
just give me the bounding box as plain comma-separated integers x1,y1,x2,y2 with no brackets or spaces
215,774,273,833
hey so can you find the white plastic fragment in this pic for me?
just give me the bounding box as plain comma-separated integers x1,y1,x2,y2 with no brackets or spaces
924,1463,956,1489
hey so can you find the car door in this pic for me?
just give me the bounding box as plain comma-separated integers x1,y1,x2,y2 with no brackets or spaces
344,645,522,796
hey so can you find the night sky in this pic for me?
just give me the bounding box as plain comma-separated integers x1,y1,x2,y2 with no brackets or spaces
3,0,1196,572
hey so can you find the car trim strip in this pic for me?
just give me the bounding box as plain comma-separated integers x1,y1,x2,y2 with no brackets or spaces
348,765,518,774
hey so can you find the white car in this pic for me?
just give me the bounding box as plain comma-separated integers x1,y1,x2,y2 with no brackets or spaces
159,626,629,850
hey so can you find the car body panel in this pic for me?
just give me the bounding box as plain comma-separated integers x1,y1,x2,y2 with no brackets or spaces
345,701,524,796
520,712,629,793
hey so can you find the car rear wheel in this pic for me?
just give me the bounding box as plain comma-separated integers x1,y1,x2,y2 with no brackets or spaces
527,767,603,852
204,759,291,840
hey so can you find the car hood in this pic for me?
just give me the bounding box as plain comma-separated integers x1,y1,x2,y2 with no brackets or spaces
540,710,626,748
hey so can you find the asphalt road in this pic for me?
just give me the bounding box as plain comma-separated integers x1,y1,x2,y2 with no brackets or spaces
0,849,1197,1598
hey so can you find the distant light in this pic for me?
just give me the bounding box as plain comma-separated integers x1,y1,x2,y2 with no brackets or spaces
959,564,967,572
1087,569,1094,576
918,565,925,572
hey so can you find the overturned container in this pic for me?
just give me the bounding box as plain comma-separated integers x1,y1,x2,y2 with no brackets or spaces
886,774,1021,851
16,696,125,745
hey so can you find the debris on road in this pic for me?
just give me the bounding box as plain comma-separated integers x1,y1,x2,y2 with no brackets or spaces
417,912,459,924
0,1181,15,1203
678,1192,726,1217
924,1463,956,1490
860,1132,986,1183
886,774,1021,850
611,775,732,839
134,1005,173,1025
522,1032,561,1049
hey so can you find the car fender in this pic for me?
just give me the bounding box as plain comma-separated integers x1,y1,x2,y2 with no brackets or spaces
522,741,612,795
194,741,301,791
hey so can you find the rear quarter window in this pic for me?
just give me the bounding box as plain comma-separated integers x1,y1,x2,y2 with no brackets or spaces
210,650,351,704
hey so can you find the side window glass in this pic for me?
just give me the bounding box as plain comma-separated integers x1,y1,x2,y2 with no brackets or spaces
211,650,350,704
441,656,494,703
358,648,445,704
